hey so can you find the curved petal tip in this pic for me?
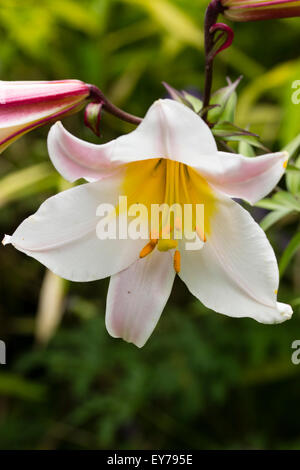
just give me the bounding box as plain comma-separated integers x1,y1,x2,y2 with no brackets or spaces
275,302,293,323
2,234,12,246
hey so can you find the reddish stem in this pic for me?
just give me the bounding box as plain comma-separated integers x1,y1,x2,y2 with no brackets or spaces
88,85,142,125
202,0,225,123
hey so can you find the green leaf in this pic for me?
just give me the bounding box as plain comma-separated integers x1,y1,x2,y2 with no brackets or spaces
273,191,300,211
219,90,237,123
286,155,300,195
162,82,194,108
212,121,258,138
290,297,300,307
220,133,268,151
260,208,292,231
0,372,46,401
279,232,300,277
208,77,241,123
49,0,102,35
283,133,300,159
286,164,300,173
121,0,203,49
182,91,203,113
0,163,57,208
238,139,256,157
256,198,284,211
257,191,300,212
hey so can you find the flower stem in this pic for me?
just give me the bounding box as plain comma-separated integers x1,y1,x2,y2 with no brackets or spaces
202,0,225,123
88,85,142,125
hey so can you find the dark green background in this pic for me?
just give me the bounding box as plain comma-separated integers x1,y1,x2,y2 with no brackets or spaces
0,0,300,450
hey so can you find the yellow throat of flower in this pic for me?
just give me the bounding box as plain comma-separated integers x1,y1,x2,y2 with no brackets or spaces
119,158,217,273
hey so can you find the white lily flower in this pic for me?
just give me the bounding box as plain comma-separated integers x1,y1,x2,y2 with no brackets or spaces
3,99,292,347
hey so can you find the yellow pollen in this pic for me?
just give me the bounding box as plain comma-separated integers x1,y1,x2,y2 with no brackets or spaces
173,250,181,273
140,241,156,258
274,289,278,295
157,239,178,252
283,160,288,169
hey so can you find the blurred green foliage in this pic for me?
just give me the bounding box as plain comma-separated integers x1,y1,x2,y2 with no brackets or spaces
0,0,300,450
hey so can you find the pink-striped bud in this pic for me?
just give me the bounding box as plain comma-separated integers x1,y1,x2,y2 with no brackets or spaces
221,0,300,22
0,79,90,153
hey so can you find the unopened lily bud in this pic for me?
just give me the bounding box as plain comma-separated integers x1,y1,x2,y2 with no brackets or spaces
0,79,90,153
84,101,103,137
221,0,300,22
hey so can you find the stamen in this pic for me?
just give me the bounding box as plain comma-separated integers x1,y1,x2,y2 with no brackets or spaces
161,224,171,238
150,229,159,242
173,250,181,273
174,217,182,231
140,241,156,258
196,225,207,243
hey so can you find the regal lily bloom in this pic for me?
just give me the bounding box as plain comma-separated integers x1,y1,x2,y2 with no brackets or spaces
0,80,90,153
221,0,300,21
3,99,293,347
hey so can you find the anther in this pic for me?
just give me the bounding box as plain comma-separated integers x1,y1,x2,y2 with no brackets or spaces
173,250,181,273
140,242,156,258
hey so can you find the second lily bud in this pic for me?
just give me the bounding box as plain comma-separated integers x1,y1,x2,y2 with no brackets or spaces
221,0,300,22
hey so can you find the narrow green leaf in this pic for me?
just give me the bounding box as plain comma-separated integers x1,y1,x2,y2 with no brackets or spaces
238,139,256,157
283,133,300,158
260,208,292,231
256,198,283,211
212,121,258,138
181,91,203,113
221,133,268,151
286,155,300,195
0,163,57,208
279,232,300,277
273,191,300,211
208,77,241,123
0,372,47,401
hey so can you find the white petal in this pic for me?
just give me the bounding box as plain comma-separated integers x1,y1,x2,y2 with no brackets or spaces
47,98,286,203
5,174,145,281
47,122,118,182
106,249,175,348
195,150,288,204
47,99,217,182
179,195,293,324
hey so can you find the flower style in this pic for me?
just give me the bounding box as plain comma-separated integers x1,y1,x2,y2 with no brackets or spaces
221,0,300,22
3,99,293,347
0,80,90,153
